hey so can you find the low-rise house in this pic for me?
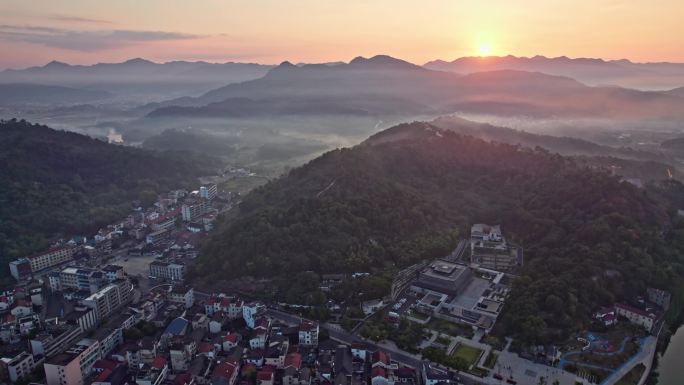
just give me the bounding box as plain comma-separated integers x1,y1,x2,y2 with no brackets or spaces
594,306,618,327
283,367,312,385
168,286,194,309
298,320,319,347
212,358,240,385
11,299,33,317
256,368,275,385
134,356,169,385
243,303,265,329
395,368,416,385
222,333,240,352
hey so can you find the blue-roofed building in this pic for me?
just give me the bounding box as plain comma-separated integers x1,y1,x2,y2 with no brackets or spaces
163,317,189,337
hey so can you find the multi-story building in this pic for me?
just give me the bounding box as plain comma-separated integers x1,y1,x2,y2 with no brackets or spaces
25,246,78,273
93,327,123,359
81,282,132,322
44,338,101,385
1,351,36,383
149,261,185,281
146,229,169,245
31,325,83,358
243,302,266,329
298,320,319,347
151,212,179,233
59,268,106,294
470,224,522,272
615,303,658,332
168,286,194,309
181,199,210,222
647,288,672,310
8,259,32,281
102,265,125,283
199,184,218,200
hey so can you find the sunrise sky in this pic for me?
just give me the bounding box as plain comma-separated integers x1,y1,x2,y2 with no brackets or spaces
1,0,683,69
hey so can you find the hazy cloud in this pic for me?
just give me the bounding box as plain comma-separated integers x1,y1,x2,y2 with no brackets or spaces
45,14,115,25
0,25,201,51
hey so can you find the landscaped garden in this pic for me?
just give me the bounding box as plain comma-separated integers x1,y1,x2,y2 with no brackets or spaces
450,343,483,368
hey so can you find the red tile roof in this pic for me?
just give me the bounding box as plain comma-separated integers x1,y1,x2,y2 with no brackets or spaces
284,353,302,369
213,360,239,380
371,351,389,365
15,299,31,308
93,360,118,372
173,373,192,385
199,342,214,354
257,371,274,381
299,320,317,331
224,334,239,343
151,356,166,370
93,369,112,383
371,367,387,378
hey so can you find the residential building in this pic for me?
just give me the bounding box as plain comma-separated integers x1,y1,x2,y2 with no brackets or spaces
44,338,101,385
102,265,125,282
243,302,266,329
149,261,185,281
647,288,672,310
199,184,218,200
211,358,240,385
168,285,194,309
31,324,83,358
59,267,106,294
616,303,658,332
298,320,319,347
1,351,36,383
146,230,169,245
82,283,131,322
9,259,32,281
181,199,210,222
25,246,77,273
134,357,168,385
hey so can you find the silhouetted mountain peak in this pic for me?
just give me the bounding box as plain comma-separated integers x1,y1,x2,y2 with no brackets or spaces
43,60,70,69
122,58,156,66
348,55,422,70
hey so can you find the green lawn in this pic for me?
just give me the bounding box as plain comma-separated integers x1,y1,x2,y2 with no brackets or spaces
483,352,498,369
450,344,483,367
428,319,475,338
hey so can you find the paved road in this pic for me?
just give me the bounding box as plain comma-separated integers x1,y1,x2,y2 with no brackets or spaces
266,308,491,385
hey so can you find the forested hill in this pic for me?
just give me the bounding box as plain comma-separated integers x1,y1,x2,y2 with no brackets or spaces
0,119,218,276
196,121,684,343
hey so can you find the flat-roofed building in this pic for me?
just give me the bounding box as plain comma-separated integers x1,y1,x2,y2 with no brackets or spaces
411,260,472,297
2,351,36,383
26,246,77,273
149,261,185,281
44,338,100,385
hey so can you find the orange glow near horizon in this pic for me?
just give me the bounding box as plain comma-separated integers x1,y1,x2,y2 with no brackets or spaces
0,0,683,69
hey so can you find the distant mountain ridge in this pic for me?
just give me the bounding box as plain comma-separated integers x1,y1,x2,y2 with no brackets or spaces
0,58,275,102
424,55,684,89
146,55,684,120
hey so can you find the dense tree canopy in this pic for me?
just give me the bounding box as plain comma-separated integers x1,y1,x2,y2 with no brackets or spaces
194,122,684,342
0,119,218,279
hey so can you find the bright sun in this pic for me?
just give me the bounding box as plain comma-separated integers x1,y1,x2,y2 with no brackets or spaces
478,43,492,56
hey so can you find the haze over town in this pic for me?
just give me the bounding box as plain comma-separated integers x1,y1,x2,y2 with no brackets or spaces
1,2,684,385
